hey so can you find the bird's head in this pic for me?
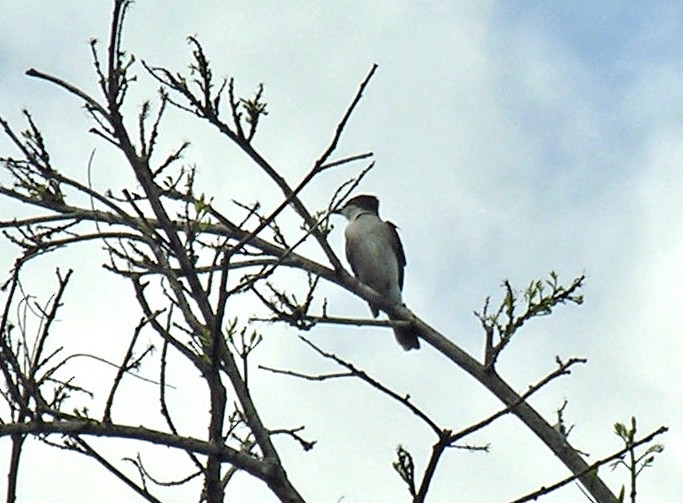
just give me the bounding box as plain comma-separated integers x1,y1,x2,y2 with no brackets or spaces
333,194,380,221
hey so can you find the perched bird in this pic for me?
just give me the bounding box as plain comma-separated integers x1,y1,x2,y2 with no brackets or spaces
334,194,420,350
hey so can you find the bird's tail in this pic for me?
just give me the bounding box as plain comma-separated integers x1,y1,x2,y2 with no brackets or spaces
390,317,420,351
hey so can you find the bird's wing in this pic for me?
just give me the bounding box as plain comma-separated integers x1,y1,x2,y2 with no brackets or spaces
386,221,406,290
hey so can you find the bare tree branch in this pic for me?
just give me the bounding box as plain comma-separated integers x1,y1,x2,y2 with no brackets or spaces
508,426,668,503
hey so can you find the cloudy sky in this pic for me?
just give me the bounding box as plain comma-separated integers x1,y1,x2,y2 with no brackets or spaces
0,1,681,502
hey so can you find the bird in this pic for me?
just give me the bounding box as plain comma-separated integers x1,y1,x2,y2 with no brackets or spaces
333,194,420,350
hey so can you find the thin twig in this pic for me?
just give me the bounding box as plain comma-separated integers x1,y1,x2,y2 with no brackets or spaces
508,426,668,503
72,437,163,503
103,316,153,423
450,357,587,444
25,68,109,118
296,336,441,434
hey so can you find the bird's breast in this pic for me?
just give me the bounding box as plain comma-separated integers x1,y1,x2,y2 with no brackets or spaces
345,217,402,301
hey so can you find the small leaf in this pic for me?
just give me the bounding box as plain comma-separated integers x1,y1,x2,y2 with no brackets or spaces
392,445,416,496
617,485,625,503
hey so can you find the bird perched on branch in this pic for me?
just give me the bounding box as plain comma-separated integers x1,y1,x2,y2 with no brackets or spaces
333,194,420,350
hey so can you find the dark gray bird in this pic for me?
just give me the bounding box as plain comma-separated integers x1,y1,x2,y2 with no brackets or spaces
334,194,420,350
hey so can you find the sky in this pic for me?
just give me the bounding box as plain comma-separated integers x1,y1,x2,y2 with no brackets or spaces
0,1,681,502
